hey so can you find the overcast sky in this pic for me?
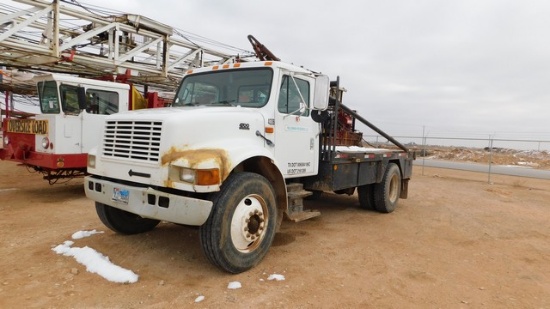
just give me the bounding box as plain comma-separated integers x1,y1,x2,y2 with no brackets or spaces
96,0,550,141
10,0,550,144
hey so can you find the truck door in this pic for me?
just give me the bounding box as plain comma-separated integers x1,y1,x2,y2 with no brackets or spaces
274,74,319,178
57,84,83,154
81,88,122,153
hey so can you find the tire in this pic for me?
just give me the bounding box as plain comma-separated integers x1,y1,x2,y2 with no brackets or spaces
357,184,376,210
200,172,277,273
373,163,402,213
95,202,160,234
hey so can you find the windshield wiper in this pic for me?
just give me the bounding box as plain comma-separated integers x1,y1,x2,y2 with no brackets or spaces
212,100,235,106
181,102,200,106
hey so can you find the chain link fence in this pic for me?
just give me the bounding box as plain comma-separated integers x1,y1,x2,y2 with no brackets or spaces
364,134,550,182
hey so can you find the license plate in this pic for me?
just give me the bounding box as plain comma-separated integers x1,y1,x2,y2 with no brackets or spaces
112,187,129,204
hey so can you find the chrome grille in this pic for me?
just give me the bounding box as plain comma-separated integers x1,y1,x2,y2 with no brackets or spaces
103,120,162,162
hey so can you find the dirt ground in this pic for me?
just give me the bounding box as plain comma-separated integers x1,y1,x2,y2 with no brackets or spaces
0,161,549,309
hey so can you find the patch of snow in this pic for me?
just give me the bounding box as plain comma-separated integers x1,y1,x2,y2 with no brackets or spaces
71,230,104,239
503,165,532,169
335,146,389,153
227,281,242,289
517,161,538,167
52,240,138,283
195,295,205,303
267,274,285,281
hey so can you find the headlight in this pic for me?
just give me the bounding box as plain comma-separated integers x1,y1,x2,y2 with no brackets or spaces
179,168,195,183
41,137,50,149
179,167,220,185
87,154,96,168
3,135,9,145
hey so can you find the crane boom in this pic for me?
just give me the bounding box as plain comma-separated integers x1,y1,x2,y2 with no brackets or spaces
0,0,254,94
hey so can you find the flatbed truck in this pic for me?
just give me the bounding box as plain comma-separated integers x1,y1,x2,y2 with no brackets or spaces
84,36,415,273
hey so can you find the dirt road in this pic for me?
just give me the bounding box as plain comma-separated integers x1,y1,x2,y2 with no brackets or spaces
0,161,549,308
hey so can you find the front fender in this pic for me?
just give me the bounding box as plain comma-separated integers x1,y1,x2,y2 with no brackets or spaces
163,137,280,182
163,138,287,230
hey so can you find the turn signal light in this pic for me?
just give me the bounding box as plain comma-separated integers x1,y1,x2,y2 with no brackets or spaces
196,169,220,186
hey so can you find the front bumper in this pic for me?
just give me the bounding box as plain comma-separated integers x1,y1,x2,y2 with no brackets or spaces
84,176,213,226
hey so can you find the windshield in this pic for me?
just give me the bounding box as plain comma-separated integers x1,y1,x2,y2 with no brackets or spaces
37,81,60,114
173,68,273,107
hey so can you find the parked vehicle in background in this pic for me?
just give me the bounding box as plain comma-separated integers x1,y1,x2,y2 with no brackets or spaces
0,73,166,183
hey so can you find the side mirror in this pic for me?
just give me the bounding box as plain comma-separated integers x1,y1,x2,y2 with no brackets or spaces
77,87,87,110
313,75,329,110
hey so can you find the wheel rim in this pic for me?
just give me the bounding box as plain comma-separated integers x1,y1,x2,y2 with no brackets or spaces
388,173,400,203
230,194,268,253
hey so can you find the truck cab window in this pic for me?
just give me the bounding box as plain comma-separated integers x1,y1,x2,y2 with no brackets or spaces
59,84,81,115
37,81,60,114
237,85,270,106
86,89,119,115
173,68,273,107
175,82,218,105
278,75,310,116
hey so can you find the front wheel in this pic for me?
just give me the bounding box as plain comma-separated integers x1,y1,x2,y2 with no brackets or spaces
95,202,160,234
200,172,277,273
373,163,402,213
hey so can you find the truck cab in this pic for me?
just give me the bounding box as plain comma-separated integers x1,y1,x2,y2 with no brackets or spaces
173,61,328,178
84,60,413,273
0,74,155,182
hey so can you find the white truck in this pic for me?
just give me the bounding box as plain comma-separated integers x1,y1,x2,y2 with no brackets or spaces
84,36,415,273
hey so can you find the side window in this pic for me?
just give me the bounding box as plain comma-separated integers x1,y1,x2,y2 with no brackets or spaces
59,84,81,115
86,89,119,115
278,75,310,116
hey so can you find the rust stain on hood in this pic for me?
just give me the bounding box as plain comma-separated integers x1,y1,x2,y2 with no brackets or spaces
162,147,231,180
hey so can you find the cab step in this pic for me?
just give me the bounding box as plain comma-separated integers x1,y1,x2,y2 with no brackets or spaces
284,183,321,222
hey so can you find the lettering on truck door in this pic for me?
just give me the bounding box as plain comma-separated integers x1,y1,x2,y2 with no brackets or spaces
274,74,319,177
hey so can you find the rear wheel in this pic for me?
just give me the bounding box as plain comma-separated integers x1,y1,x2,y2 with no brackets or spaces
200,172,277,273
95,202,160,234
357,184,376,210
373,163,402,213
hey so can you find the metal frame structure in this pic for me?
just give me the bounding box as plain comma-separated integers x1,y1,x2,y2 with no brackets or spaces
0,0,254,94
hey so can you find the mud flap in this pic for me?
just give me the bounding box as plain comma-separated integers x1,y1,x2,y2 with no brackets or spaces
400,178,409,199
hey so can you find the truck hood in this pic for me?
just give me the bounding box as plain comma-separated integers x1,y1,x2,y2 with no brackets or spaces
100,106,268,169
110,105,264,121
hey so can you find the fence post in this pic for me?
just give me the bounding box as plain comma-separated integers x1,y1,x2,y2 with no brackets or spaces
422,126,426,176
488,136,493,184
